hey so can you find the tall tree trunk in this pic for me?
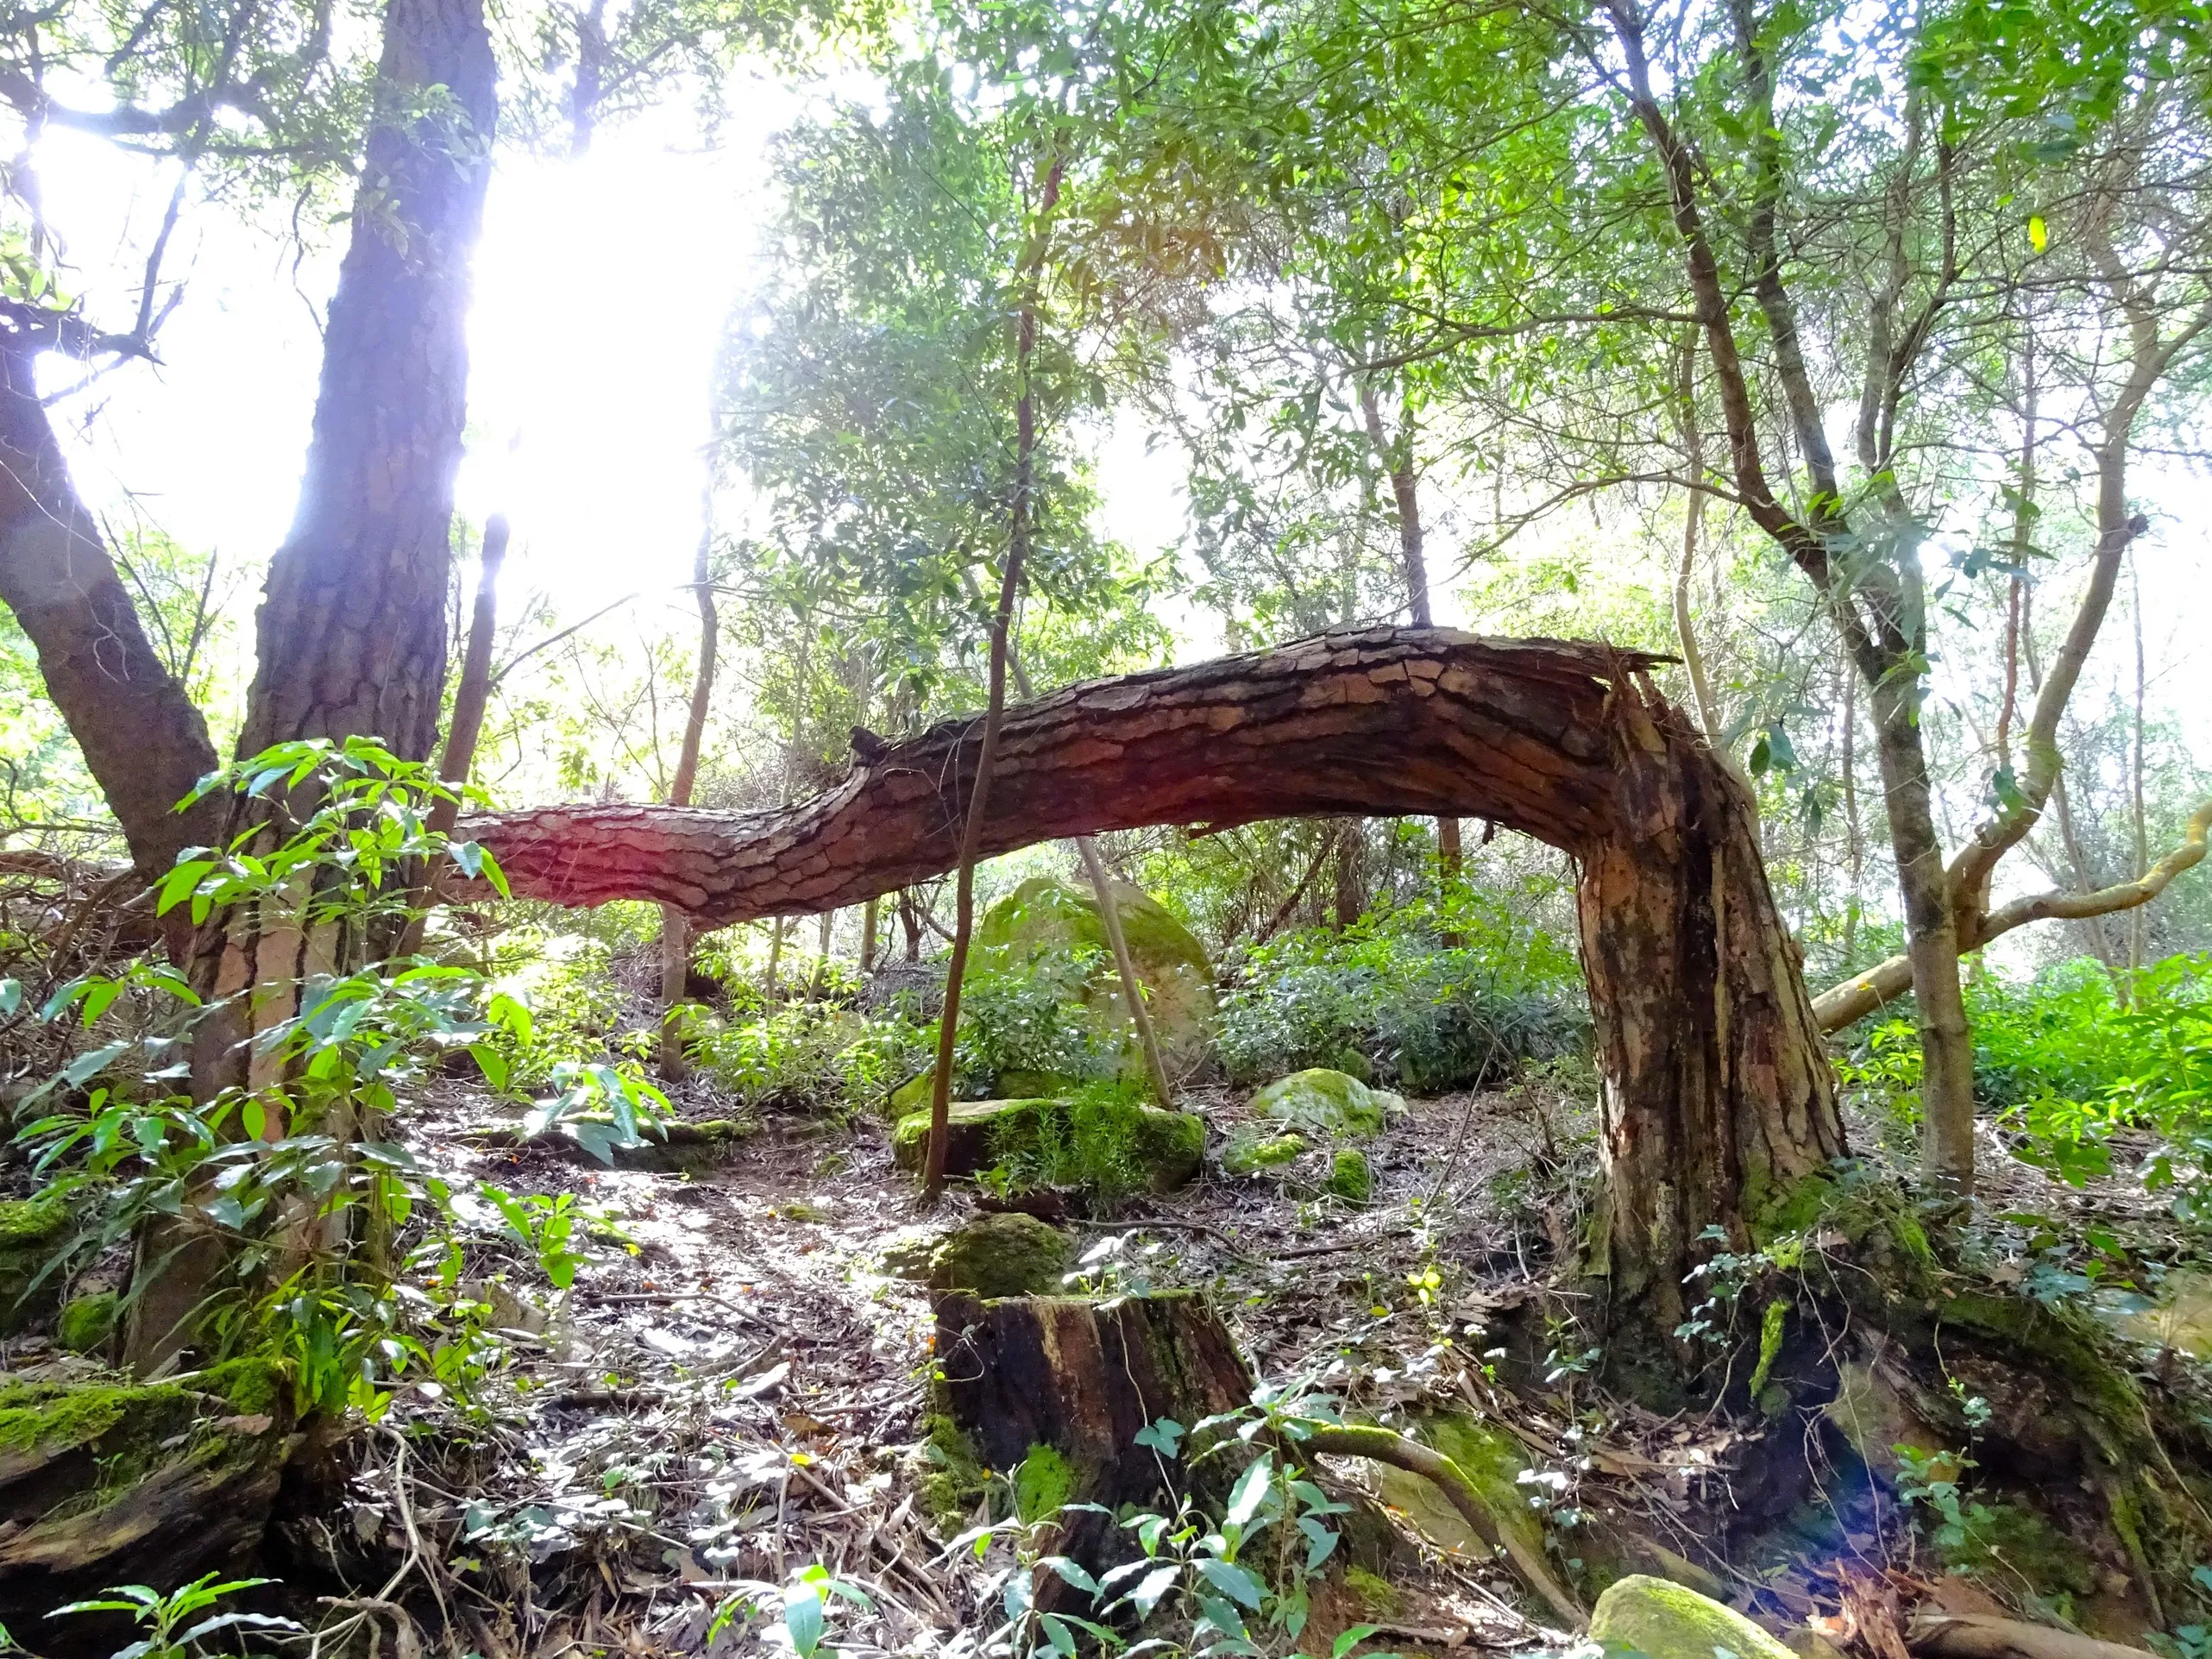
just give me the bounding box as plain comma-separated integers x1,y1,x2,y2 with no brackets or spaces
0,325,222,946
660,513,718,1079
468,627,1844,1319
128,0,495,1372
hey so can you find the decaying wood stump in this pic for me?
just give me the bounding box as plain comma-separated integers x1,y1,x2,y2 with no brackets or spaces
933,1291,1253,1588
0,1374,296,1629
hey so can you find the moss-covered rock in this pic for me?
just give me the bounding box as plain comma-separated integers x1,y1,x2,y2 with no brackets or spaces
55,1292,118,1355
1326,1148,1373,1203
1220,1126,1308,1176
0,1189,74,1335
975,876,1218,1076
1251,1070,1400,1140
1587,1574,1796,1659
1372,1411,1548,1573
892,1097,1204,1192
915,1214,1074,1299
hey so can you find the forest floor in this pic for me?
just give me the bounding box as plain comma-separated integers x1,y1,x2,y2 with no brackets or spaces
225,1029,2166,1659
359,1069,1590,1656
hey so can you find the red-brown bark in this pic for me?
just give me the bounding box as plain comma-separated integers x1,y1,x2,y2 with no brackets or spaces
464,626,1845,1314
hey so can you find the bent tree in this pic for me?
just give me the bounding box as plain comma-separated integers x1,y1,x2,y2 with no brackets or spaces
466,626,1844,1333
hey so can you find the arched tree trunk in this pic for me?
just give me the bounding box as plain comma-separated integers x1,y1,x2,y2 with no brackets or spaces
464,627,1845,1320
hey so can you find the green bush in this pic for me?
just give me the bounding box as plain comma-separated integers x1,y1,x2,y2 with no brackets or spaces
1218,891,1584,1093
694,1004,931,1112
981,1077,1159,1201
950,946,1114,1097
483,930,626,1087
1847,955,2212,1198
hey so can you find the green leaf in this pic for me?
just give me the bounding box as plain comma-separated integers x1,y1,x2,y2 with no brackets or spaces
2027,213,2049,253
1224,1454,1273,1529
1335,1626,1383,1659
1194,1555,1266,1610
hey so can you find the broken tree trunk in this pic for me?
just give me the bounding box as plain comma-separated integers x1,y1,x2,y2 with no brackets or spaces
463,627,1845,1325
933,1290,1253,1589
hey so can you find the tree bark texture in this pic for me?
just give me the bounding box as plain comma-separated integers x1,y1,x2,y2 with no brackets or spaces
0,326,221,927
464,627,1846,1311
128,0,496,1373
933,1290,1254,1592
232,0,494,770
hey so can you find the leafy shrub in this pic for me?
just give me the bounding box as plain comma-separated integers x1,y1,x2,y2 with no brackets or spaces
1850,955,2212,1199
950,945,1115,1097
482,930,625,1087
694,1004,932,1112
1218,891,1584,1093
981,1077,1155,1202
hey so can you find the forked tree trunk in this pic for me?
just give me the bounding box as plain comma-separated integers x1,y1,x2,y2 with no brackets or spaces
127,0,496,1372
465,627,1845,1321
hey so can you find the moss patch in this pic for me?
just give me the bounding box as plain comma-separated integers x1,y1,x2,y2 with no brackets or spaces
892,1095,1203,1195
924,1214,1073,1299
1588,1574,1796,1659
1372,1410,1547,1571
1014,1442,1076,1524
0,1188,76,1336
1326,1148,1373,1203
1251,1070,1399,1140
915,1413,989,1533
1344,1565,1402,1617
55,1292,118,1354
1221,1127,1308,1176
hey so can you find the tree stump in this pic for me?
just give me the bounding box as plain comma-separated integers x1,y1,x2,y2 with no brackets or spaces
933,1291,1254,1588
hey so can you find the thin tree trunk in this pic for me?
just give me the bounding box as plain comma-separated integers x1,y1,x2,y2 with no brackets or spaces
659,512,718,1080
1359,378,1459,888
1840,663,1863,969
469,627,1844,1323
922,149,1065,1197
1333,825,1365,930
395,511,508,958
568,0,606,158
898,890,921,963
2129,552,2149,984
860,896,878,974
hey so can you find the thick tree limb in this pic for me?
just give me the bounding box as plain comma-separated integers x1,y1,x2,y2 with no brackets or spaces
459,630,1646,923
0,324,221,921
465,627,1844,1328
1813,798,2211,1031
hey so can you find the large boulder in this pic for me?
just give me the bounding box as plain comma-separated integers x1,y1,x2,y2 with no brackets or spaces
976,876,1217,1075
1250,1068,1402,1139
1587,1574,1796,1659
891,1097,1205,1192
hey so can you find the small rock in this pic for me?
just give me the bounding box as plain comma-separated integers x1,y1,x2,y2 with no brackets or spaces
1588,1575,1796,1659
1220,1126,1308,1176
1250,1069,1402,1140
